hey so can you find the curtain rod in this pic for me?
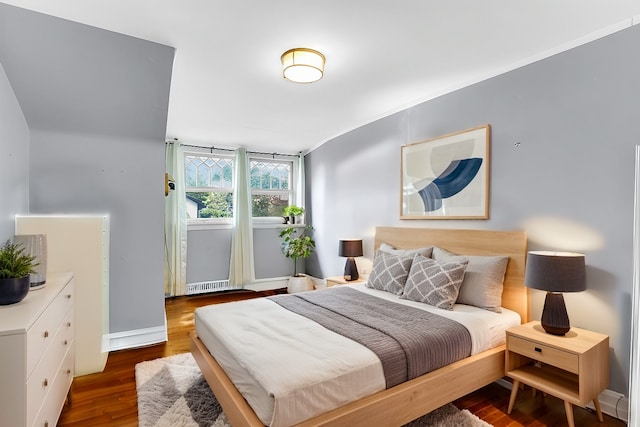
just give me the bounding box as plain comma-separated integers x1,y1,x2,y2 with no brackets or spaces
166,140,300,158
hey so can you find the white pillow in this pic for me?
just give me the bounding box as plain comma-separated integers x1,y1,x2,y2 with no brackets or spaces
379,242,433,258
431,246,509,313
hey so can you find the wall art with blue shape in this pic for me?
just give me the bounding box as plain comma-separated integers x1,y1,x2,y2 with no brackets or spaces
401,125,490,219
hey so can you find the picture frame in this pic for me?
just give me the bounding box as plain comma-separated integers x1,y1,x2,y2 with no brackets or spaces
400,124,490,219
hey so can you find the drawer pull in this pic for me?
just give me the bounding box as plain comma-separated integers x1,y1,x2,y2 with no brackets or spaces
66,294,72,299
45,421,48,427
43,330,49,338
43,378,48,387
66,369,72,375
534,347,542,353
66,322,72,327
64,339,68,345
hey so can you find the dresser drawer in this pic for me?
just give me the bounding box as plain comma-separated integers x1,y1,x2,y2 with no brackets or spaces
31,349,74,427
508,334,579,374
26,282,74,376
26,309,74,427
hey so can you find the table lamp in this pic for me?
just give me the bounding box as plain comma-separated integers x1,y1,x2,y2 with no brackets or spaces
339,239,363,281
525,251,586,335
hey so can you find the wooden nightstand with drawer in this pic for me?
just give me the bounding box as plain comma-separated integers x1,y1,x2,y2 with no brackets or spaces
325,276,365,287
505,321,609,427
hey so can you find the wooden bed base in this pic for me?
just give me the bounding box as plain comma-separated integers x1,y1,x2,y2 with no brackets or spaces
191,227,528,426
191,331,505,426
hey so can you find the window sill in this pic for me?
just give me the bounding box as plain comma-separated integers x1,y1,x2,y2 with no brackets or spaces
253,223,306,229
187,220,306,231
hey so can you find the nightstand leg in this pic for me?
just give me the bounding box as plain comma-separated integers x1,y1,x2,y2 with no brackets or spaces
563,400,575,427
593,397,604,422
507,380,520,414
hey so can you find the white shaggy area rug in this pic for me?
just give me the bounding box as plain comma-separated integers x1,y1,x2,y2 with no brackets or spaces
135,353,492,427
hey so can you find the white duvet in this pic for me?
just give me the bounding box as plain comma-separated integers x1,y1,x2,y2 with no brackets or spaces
194,283,520,427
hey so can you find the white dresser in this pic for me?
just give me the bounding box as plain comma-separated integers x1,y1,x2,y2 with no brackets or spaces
0,273,75,427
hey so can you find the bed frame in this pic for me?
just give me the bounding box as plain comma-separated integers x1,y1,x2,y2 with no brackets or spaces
190,227,527,426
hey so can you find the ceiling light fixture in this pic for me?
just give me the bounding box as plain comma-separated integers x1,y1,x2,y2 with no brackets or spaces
281,48,325,83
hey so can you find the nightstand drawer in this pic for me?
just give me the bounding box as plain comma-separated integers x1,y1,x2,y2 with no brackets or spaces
508,335,579,374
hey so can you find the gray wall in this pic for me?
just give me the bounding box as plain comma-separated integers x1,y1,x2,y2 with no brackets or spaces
0,4,174,334
0,60,29,242
187,227,301,283
306,25,640,396
29,130,167,331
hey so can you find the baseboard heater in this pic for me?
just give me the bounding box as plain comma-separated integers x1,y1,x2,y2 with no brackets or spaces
186,279,240,295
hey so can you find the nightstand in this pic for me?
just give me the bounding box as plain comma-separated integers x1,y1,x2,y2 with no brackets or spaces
505,321,609,427
325,276,365,287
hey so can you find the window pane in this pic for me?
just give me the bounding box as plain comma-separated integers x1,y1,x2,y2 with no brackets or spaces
185,162,197,187
196,163,210,187
222,162,233,187
185,155,233,189
186,191,233,218
249,159,291,190
252,193,289,217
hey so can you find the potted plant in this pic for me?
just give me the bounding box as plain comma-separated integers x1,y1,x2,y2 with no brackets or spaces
279,225,315,293
283,205,305,224
0,240,37,305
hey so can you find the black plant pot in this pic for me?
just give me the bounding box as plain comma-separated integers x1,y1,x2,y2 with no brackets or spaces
0,276,31,305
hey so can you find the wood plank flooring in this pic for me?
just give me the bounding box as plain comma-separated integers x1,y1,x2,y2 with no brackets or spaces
59,290,625,426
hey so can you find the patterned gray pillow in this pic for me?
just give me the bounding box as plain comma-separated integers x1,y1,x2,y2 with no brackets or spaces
400,254,468,310
365,250,414,295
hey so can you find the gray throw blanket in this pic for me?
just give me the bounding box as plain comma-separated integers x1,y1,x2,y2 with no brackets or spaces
269,287,472,388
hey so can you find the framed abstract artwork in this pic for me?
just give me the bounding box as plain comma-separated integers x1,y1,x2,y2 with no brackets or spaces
400,124,490,219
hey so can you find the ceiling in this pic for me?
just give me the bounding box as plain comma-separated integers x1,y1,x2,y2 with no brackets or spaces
2,1,640,154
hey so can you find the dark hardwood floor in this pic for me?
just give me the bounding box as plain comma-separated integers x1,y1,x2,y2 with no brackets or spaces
59,290,625,426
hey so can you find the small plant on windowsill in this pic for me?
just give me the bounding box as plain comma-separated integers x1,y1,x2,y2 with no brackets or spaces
283,205,304,224
279,226,315,293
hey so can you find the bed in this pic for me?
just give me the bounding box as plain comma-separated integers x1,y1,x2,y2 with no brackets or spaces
190,227,528,426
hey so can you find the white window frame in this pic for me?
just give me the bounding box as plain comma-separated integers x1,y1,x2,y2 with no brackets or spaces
185,149,234,228
249,154,296,224
184,149,300,230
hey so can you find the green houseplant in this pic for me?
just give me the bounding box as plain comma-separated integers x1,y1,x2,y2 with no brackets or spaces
0,240,37,305
279,226,315,293
283,205,304,224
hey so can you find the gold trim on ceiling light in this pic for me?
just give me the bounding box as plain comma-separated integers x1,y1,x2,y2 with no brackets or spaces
281,48,325,83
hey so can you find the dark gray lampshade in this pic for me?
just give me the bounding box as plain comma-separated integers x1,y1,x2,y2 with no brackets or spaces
525,251,586,292
339,240,363,258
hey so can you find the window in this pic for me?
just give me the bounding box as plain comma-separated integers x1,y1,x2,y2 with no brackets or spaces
250,157,292,218
185,153,234,221
184,151,296,225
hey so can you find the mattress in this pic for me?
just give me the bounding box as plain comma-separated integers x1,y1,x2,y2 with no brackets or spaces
194,283,521,427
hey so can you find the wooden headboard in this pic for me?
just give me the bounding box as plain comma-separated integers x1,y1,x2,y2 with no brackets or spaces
374,227,528,323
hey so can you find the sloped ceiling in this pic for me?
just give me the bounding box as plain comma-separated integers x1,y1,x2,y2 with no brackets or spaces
0,3,174,141
0,1,639,153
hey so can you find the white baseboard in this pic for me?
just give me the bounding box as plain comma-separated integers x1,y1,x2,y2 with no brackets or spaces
495,379,628,422
587,389,628,423
107,315,168,351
